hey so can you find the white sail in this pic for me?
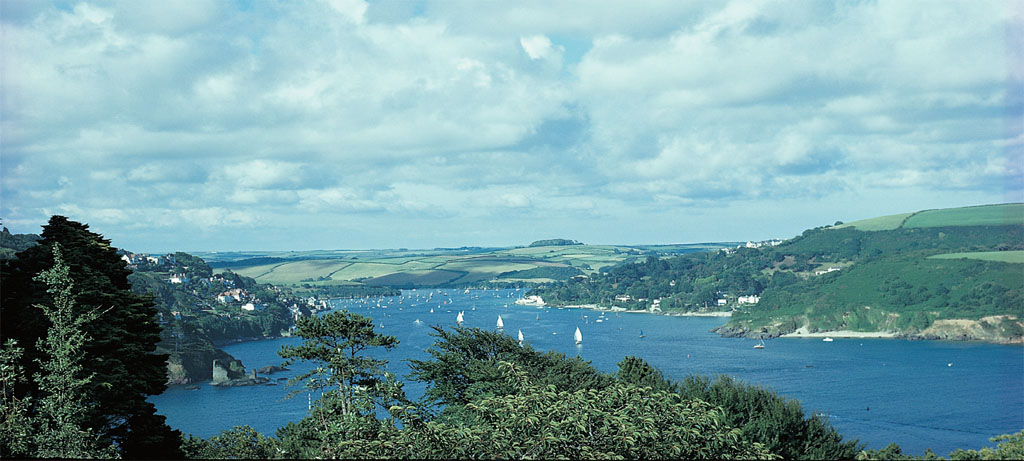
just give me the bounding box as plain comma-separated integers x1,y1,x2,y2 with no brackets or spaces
574,326,582,344
517,329,524,344
456,311,464,324
497,315,504,329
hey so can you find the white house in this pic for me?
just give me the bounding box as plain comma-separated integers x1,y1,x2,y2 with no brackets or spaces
241,303,265,312
717,298,728,306
738,295,760,305
814,267,841,276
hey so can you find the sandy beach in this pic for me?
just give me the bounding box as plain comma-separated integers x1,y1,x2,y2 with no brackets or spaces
782,326,897,338
670,311,732,317
559,304,731,317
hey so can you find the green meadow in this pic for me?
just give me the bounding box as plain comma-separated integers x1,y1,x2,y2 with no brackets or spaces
208,243,727,288
929,250,1024,263
840,203,1023,231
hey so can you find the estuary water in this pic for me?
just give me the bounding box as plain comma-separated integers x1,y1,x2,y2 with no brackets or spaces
149,289,1024,455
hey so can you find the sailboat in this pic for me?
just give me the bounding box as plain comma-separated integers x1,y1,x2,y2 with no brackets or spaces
574,326,583,345
496,315,504,330
456,311,464,325
639,329,645,338
517,329,524,346
754,339,765,349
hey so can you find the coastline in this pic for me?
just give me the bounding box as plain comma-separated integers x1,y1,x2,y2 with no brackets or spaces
556,303,732,317
782,326,897,339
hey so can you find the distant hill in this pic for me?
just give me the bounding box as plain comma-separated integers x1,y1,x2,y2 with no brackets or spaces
0,227,40,260
214,243,732,288
532,203,1024,343
529,239,582,247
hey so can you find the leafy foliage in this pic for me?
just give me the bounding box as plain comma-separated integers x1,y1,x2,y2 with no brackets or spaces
276,310,404,458
0,216,182,458
369,362,776,459
0,340,33,458
408,326,614,416
30,245,116,458
856,429,1024,460
617,357,862,459
182,425,280,459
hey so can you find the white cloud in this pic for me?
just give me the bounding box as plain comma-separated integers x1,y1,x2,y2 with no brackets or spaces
0,0,1017,251
520,34,560,60
326,0,368,25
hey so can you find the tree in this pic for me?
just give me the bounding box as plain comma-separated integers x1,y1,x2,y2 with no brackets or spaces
31,245,115,458
408,326,613,417
674,373,862,459
0,216,182,458
182,426,280,459
343,362,777,459
276,309,402,458
0,340,33,457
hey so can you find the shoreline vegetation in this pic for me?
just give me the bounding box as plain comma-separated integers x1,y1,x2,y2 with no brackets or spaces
529,204,1024,345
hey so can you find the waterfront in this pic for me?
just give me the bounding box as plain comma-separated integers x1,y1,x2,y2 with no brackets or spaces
150,289,1024,455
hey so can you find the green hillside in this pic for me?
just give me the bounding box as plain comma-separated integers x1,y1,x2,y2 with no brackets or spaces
532,203,1024,343
904,203,1024,228
839,203,1023,231
209,243,728,289
836,212,913,231
929,250,1024,263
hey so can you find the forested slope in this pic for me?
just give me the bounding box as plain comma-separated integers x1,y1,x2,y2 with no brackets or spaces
532,204,1024,342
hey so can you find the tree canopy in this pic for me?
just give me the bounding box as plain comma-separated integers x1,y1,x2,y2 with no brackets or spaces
0,216,182,458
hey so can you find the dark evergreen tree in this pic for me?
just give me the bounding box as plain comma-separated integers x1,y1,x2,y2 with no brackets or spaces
0,216,182,458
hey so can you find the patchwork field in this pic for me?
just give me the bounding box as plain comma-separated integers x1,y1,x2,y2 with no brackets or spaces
207,242,730,288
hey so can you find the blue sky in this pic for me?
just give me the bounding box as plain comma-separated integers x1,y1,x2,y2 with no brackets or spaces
1,0,1021,252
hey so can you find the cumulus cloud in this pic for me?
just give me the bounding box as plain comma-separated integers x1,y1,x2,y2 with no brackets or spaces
0,0,1017,250
520,34,562,61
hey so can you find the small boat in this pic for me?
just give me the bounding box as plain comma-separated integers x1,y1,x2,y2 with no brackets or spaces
639,329,645,338
456,311,464,325
823,337,834,342
574,326,583,345
496,315,504,330
754,339,765,349
429,308,434,313
379,322,384,329
518,329,524,346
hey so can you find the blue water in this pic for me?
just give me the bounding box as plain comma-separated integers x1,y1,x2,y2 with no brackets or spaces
149,289,1024,455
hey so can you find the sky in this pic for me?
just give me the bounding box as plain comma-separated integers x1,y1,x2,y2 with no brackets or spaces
1,0,1021,252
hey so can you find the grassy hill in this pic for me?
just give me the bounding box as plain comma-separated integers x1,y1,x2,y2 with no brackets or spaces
532,203,1024,343
202,243,731,289
837,203,1023,231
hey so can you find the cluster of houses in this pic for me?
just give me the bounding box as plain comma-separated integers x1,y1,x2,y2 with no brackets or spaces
722,239,783,254
120,251,176,268
716,294,761,307
610,294,665,312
